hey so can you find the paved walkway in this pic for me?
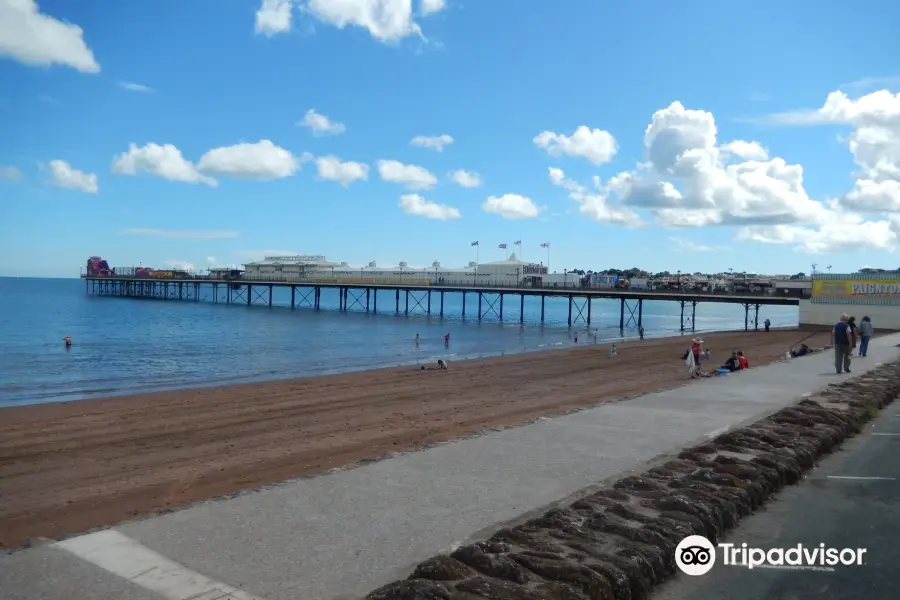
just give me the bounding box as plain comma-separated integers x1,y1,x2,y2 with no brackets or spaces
3,335,899,600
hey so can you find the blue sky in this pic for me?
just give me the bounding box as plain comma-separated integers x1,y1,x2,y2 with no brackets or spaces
2,0,900,278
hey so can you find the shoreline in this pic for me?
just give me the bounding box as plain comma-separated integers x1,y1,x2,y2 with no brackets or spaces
0,328,831,549
2,323,813,409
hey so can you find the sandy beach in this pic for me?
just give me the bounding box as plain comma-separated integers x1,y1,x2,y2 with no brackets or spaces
0,328,830,550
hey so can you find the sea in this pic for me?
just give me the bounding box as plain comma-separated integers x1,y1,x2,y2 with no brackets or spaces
0,278,799,408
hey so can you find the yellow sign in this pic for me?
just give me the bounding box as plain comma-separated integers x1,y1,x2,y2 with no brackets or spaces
813,279,900,298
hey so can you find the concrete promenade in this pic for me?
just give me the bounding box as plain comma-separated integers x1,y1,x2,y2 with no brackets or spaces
3,334,899,600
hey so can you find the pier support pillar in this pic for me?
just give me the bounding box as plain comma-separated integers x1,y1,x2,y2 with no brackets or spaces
753,303,761,330
478,293,483,321
568,296,573,327
499,293,504,321
427,290,431,315
247,284,252,306
214,284,218,303
405,289,409,315
373,289,377,313
744,303,749,331
315,287,321,310
440,291,444,317
541,295,545,323
619,298,625,330
179,282,183,300
291,286,295,308
396,289,400,313
520,294,525,324
637,298,643,328
691,301,697,331
587,297,592,325
268,285,273,307
680,301,685,332
366,288,371,312
462,292,467,317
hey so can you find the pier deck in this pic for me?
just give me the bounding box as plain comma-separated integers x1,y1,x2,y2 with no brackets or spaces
81,275,799,331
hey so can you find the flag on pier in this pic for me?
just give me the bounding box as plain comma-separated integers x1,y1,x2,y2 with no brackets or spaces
514,240,521,246
540,242,550,248
498,243,507,249
471,241,479,246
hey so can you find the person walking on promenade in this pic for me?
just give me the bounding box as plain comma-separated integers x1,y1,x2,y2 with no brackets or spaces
859,316,874,357
847,316,858,355
832,314,852,374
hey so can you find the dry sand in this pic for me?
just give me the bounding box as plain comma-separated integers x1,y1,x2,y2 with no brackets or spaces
0,329,831,550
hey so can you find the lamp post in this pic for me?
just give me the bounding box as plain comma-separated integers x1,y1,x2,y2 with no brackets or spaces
677,270,682,292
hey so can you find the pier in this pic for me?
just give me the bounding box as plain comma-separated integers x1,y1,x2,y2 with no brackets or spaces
81,274,799,332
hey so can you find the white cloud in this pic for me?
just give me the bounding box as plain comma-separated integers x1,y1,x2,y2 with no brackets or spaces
207,256,218,264
482,194,542,220
255,0,293,36
533,125,618,165
547,167,642,227
376,159,437,190
399,193,460,220
0,0,99,73
314,155,369,187
720,140,768,161
420,0,445,16
606,101,831,231
0,165,22,181
298,108,346,136
448,169,481,188
119,81,154,93
410,134,453,152
122,228,239,239
300,0,424,42
112,143,217,186
48,159,98,193
197,140,299,180
165,259,195,272
669,236,724,252
736,219,900,254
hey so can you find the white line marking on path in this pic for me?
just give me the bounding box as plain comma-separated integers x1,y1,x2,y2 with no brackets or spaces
872,433,900,436
55,530,261,600
826,476,897,481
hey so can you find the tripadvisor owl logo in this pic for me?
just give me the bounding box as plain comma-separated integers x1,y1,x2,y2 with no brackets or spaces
675,535,716,576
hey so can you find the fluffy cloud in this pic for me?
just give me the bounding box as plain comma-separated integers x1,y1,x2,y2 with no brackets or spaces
547,167,641,227
0,165,22,181
298,108,346,136
377,159,437,190
255,0,293,36
533,125,617,165
448,169,482,188
207,256,218,264
164,259,195,272
410,134,453,152
669,236,724,252
720,140,768,161
300,0,432,42
314,155,369,187
399,193,461,220
112,143,217,186
482,194,542,220
606,101,831,231
197,140,299,180
119,81,154,93
420,0,445,16
48,159,98,193
0,0,99,73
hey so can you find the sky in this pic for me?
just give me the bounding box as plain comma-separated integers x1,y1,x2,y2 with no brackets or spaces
2,0,900,278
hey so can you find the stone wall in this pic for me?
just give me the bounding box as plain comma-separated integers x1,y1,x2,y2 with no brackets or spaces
365,361,900,600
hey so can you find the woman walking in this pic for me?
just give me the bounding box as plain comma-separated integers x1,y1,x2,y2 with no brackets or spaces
859,316,874,357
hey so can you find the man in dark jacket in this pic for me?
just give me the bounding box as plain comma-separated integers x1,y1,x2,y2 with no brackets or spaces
832,314,852,374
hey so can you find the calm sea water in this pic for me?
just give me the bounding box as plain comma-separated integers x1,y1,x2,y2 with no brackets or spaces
0,278,799,407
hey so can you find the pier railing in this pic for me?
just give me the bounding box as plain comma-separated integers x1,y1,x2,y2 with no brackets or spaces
80,268,798,298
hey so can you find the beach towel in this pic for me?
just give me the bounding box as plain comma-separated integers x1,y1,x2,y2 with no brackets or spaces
685,348,696,373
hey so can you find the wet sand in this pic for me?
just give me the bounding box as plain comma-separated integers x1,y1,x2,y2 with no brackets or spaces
0,329,831,550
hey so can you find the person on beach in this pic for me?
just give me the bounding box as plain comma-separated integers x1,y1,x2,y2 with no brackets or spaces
737,351,749,369
832,314,852,374
703,348,712,361
415,333,420,346
444,333,450,346
722,352,740,372
791,344,810,358
610,344,618,356
859,316,873,357
437,359,448,369
574,333,579,343
764,318,771,332
638,325,645,340
691,337,703,365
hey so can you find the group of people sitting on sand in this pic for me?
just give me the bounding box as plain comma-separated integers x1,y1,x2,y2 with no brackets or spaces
684,337,751,379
